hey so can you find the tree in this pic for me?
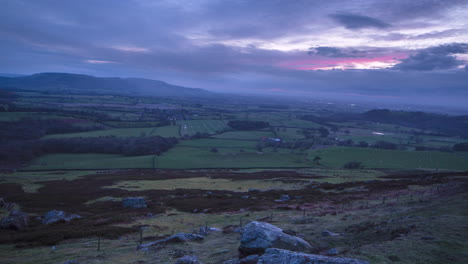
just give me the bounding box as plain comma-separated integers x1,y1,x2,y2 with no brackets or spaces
313,156,322,165
318,127,330,138
343,161,364,169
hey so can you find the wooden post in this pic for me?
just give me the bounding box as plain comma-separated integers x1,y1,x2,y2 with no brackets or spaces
97,236,101,251
270,213,273,222
240,217,243,228
382,197,386,205
140,229,143,245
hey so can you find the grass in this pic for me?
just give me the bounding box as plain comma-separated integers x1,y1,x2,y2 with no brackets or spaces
43,125,179,139
0,171,96,193
212,131,274,140
105,177,307,192
309,146,468,170
157,146,308,169
177,120,229,136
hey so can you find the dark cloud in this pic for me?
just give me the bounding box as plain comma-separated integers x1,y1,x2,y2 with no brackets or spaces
330,13,390,30
307,47,365,57
393,43,468,71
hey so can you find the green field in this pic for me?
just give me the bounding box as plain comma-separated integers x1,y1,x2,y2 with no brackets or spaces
43,125,179,138
157,146,307,169
275,127,305,140
309,146,468,170
0,112,66,121
212,130,274,140
179,138,257,148
177,120,229,136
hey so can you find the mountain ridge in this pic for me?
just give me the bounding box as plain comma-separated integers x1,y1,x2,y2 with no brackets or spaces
0,72,215,97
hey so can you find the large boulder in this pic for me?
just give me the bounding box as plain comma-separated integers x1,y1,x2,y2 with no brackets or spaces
239,221,312,257
137,233,204,250
42,210,81,225
258,248,370,264
122,197,147,208
0,210,28,230
175,255,204,264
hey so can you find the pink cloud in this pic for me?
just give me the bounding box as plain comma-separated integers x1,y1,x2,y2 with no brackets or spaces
278,53,408,70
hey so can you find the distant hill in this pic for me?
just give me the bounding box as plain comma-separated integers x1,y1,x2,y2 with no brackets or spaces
0,72,215,97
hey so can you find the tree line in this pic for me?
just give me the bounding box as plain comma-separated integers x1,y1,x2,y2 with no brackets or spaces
0,136,178,167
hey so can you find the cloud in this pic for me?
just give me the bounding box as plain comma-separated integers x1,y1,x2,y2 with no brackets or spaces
85,60,116,64
393,43,468,71
307,47,365,57
330,13,390,30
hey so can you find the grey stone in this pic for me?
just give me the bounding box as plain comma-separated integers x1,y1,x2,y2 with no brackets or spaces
63,261,79,264
0,210,28,230
137,233,204,250
42,210,80,225
122,197,147,208
239,221,312,257
322,230,340,237
279,195,290,201
175,255,204,264
327,248,339,256
258,248,370,264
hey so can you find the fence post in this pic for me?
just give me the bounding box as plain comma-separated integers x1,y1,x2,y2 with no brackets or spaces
97,236,101,251
140,229,143,245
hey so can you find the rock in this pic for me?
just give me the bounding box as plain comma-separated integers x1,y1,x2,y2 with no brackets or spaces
137,233,204,250
239,221,312,257
327,248,339,256
175,255,204,264
42,210,81,225
122,197,147,208
258,248,370,264
0,210,28,230
248,189,260,192
239,254,259,264
279,195,290,201
322,230,340,237
223,225,243,234
63,261,79,264
199,226,221,235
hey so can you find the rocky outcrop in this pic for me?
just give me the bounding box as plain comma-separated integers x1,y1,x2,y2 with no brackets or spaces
239,221,312,257
42,210,81,224
175,255,204,264
122,197,147,208
258,248,370,264
137,233,204,250
0,210,28,230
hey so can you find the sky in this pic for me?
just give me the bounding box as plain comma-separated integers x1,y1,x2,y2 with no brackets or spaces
1,0,467,108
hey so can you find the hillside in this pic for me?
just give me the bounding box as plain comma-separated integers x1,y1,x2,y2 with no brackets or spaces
0,73,215,97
